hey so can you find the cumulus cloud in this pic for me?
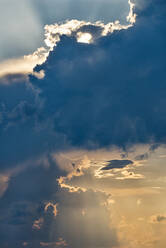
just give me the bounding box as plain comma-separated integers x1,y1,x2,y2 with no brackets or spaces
0,158,118,248
44,202,58,217
0,0,135,79
43,5,135,49
25,0,165,151
115,170,145,180
0,174,9,197
0,48,47,80
40,238,67,247
0,0,165,247
32,217,44,230
0,0,165,188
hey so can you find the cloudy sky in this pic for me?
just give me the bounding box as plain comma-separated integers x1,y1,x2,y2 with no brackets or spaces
0,0,166,247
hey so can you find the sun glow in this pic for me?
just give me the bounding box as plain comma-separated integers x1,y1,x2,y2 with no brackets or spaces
77,32,93,44
0,1,136,79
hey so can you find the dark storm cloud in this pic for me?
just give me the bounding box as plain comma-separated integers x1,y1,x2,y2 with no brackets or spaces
0,161,118,248
29,0,166,149
0,0,165,172
0,1,165,247
0,78,66,171
101,160,133,170
0,159,64,248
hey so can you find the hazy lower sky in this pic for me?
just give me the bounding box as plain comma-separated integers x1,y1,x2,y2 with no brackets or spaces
56,145,166,248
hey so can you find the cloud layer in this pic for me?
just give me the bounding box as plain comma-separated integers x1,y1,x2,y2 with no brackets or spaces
0,0,166,247
29,0,166,150
0,0,165,169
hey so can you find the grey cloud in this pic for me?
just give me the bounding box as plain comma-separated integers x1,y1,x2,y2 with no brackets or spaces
101,159,133,170
0,0,165,172
0,161,118,248
156,215,166,222
0,159,64,247
135,153,148,161
150,214,166,223
28,0,166,150
0,0,129,62
0,1,165,246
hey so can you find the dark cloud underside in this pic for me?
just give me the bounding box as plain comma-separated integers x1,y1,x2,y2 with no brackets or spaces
0,0,165,169
29,0,166,149
101,160,133,170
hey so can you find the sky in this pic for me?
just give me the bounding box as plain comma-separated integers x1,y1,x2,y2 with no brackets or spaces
0,0,129,61
0,0,166,247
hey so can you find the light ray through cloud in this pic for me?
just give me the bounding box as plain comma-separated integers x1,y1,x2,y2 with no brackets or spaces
0,0,43,61
32,0,130,25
